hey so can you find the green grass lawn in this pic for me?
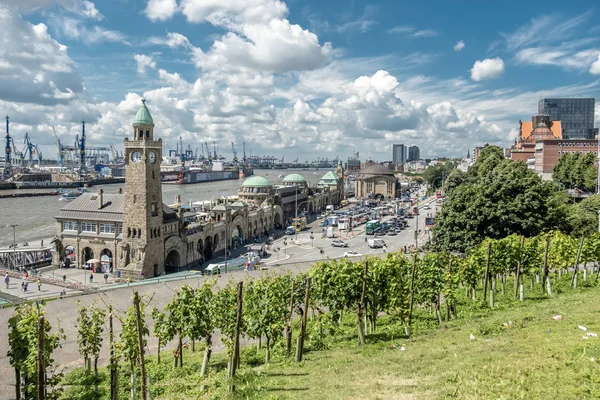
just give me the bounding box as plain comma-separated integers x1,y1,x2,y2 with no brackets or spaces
60,276,600,399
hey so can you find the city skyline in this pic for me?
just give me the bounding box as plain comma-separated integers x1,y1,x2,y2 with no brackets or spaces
1,0,600,162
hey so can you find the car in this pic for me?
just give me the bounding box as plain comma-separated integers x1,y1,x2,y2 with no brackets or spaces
344,251,363,258
331,240,349,248
423,204,431,210
387,231,398,236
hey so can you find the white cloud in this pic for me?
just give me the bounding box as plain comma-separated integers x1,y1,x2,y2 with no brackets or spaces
50,15,129,45
592,55,600,75
470,57,505,81
2,0,103,19
145,0,177,22
454,40,465,51
388,25,439,38
134,54,157,75
180,0,288,26
0,6,84,105
413,29,438,38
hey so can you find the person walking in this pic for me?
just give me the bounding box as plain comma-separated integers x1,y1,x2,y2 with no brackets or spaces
23,281,28,292
37,279,41,291
104,273,109,284
63,274,67,283
4,273,9,289
89,273,94,284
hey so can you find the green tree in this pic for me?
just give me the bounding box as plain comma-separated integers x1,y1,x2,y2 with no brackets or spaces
570,194,600,236
432,148,559,252
553,152,597,192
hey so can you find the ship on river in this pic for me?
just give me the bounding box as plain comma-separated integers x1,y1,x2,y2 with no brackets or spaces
161,160,253,184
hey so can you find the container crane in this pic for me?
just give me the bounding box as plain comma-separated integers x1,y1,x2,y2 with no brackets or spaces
22,132,41,167
213,141,217,160
3,115,12,179
231,142,238,163
205,142,212,161
242,141,246,163
79,120,86,177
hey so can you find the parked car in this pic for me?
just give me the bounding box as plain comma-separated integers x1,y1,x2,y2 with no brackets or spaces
423,204,431,210
331,240,349,248
343,251,362,258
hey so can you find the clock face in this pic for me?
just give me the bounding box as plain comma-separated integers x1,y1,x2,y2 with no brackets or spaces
149,151,157,164
131,151,142,163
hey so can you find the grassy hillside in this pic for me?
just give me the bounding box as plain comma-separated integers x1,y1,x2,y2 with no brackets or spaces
61,275,600,399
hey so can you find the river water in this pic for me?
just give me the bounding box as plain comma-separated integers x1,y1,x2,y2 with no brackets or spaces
0,169,331,248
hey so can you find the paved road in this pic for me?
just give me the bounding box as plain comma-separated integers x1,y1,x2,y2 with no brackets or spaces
0,196,438,399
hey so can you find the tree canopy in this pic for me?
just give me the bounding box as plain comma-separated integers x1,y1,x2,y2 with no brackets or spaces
431,145,570,252
553,152,598,192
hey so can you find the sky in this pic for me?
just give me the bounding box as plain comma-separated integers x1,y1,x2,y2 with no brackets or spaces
1,0,600,163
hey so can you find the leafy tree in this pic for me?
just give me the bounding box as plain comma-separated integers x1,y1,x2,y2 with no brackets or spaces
76,302,105,379
211,281,239,364
553,152,598,192
422,162,456,189
118,298,148,397
570,194,600,237
432,147,559,252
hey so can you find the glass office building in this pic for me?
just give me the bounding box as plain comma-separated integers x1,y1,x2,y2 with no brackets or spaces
538,98,598,139
392,144,406,164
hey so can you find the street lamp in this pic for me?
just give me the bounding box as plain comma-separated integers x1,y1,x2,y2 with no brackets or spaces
7,224,18,270
294,199,311,241
310,232,314,248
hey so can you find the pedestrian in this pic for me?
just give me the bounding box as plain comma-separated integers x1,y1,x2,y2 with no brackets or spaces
141,271,144,280
63,274,67,283
104,273,109,284
4,273,9,289
21,281,24,292
23,282,28,292
37,279,41,291
89,273,94,283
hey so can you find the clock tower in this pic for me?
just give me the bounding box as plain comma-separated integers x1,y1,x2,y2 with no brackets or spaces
119,99,164,278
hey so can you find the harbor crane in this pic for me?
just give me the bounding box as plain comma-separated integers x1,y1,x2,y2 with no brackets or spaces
242,141,247,163
205,142,212,161
231,142,238,163
22,133,42,167
212,141,217,160
3,115,12,179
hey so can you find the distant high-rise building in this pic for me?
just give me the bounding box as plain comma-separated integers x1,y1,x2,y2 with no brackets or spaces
392,144,406,164
407,146,420,161
538,98,598,139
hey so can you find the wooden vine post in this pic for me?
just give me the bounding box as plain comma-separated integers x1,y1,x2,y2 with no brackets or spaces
357,261,368,346
37,315,45,400
446,257,453,321
406,253,417,338
542,236,550,295
514,236,524,298
133,292,148,400
296,277,311,362
109,305,118,400
482,242,491,305
571,237,584,289
229,281,244,392
285,280,295,357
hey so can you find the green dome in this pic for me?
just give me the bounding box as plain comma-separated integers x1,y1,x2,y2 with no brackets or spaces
283,173,306,183
242,176,272,187
133,99,154,125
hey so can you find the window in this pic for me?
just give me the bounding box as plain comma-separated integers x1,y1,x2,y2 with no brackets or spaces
151,202,158,216
81,222,97,232
118,224,123,235
63,221,77,231
100,223,116,234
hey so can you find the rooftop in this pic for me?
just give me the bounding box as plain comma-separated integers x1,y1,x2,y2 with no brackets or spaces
133,99,154,125
283,173,306,183
241,176,272,187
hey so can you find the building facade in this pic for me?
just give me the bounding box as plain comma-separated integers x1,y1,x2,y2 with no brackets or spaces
538,98,598,139
354,164,399,199
535,139,598,177
392,144,406,164
407,146,420,161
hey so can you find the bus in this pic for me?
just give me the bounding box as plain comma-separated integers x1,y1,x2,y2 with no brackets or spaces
292,217,307,232
365,220,381,235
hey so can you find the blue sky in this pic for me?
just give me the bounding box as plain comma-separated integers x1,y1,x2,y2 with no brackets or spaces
1,0,599,162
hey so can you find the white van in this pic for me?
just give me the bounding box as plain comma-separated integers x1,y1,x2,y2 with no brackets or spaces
326,226,335,238
326,204,335,213
368,239,386,249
